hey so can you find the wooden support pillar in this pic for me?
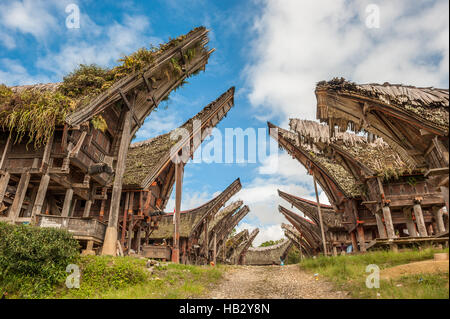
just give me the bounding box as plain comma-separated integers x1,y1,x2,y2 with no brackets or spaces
61,188,74,217
313,175,327,255
24,186,38,218
102,111,132,256
0,135,11,170
432,207,446,234
69,199,77,217
374,211,387,238
203,218,209,262
350,230,359,252
172,161,184,263
440,186,449,214
0,171,11,206
403,207,418,237
356,225,366,252
31,174,50,221
381,204,396,239
332,245,338,256
213,232,217,265
135,226,142,254
127,215,134,254
10,172,31,222
413,198,428,237
121,192,130,245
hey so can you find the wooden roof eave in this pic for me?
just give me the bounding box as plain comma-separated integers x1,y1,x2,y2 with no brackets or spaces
278,205,322,245
315,89,441,167
138,87,235,190
189,178,242,238
66,27,211,128
321,89,448,136
268,122,349,204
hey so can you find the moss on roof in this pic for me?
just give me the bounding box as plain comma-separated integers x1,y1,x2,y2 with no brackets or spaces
0,27,207,147
316,77,449,131
123,88,234,188
289,119,416,179
278,126,361,198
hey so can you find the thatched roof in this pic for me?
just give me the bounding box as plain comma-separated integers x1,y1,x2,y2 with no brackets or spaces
289,119,415,178
149,178,241,239
245,238,292,265
278,190,345,230
273,123,361,197
282,223,314,255
123,87,235,188
278,205,322,247
316,77,449,132
229,228,259,264
1,27,211,146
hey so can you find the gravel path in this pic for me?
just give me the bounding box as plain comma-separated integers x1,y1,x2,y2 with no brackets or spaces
208,264,350,299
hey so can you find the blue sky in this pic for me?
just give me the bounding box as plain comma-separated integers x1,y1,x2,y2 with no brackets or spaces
1,0,448,245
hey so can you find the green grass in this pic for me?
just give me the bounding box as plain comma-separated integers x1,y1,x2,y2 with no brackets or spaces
54,256,224,299
299,248,449,299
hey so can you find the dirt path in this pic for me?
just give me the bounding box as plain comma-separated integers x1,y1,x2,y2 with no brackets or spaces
208,264,349,299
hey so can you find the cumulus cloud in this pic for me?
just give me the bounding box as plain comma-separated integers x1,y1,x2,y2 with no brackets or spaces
0,0,59,38
245,0,449,121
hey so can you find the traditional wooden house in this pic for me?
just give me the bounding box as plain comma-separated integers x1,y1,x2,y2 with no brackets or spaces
143,178,243,264
315,79,449,213
268,122,372,252
228,228,259,265
215,202,250,261
221,229,249,262
289,119,447,244
278,190,350,255
281,223,313,257
113,87,235,255
244,239,292,266
0,27,214,256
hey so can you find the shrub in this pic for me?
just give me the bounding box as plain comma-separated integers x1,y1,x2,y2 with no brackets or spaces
0,222,80,297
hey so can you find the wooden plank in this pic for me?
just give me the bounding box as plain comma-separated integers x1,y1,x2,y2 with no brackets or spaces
60,188,74,217
0,171,10,205
102,110,132,256
0,135,11,169
313,175,328,255
10,172,31,222
424,167,449,177
172,161,184,263
31,174,50,221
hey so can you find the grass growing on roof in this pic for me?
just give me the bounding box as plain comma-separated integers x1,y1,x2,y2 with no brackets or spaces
0,27,206,147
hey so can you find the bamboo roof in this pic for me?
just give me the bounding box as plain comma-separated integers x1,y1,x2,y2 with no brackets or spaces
123,87,235,188
274,123,361,197
278,189,346,230
289,119,415,178
149,178,242,239
1,27,211,146
316,77,449,132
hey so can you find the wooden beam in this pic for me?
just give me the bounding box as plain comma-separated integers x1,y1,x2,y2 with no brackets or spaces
0,134,11,170
31,174,50,222
313,175,328,255
60,188,74,217
0,171,10,205
413,199,428,237
102,110,132,256
10,172,31,222
172,161,184,263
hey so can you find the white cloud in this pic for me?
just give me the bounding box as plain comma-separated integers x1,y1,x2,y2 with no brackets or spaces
245,0,449,121
0,0,58,38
